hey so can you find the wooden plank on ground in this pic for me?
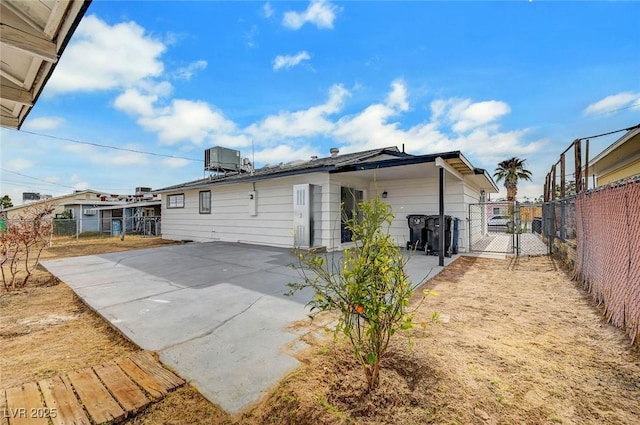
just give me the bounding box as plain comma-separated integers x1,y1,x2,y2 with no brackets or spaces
1,390,8,425
93,363,150,412
129,351,185,391
38,375,90,425
115,358,166,400
4,382,48,425
67,369,124,424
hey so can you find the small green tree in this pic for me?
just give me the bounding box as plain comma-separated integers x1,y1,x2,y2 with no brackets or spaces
287,196,434,390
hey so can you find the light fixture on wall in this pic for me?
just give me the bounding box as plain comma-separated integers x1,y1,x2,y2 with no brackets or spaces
382,191,388,199
480,189,486,203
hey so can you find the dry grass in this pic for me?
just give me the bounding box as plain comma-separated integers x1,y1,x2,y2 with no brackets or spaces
235,256,640,425
0,236,177,388
3,238,639,425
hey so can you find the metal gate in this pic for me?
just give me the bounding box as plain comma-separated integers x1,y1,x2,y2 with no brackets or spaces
468,202,549,256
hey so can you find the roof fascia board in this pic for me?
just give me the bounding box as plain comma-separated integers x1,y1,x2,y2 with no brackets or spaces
483,170,500,192
589,126,640,167
330,151,461,174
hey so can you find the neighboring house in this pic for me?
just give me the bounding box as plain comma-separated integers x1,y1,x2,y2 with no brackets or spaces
96,199,162,236
486,203,509,218
3,190,109,219
2,189,162,236
155,147,499,252
589,125,640,187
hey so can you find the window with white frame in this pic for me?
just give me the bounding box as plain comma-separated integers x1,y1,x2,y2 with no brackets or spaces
167,193,185,209
199,191,211,214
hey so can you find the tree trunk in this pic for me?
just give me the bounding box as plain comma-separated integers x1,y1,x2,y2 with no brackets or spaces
364,361,381,390
506,184,517,202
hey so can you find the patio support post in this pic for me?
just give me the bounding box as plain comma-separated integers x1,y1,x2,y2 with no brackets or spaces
438,166,445,267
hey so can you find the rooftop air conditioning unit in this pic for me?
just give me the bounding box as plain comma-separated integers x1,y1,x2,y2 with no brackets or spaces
135,187,152,194
205,146,241,172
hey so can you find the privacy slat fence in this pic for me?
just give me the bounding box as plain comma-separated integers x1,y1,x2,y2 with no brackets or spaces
574,178,640,344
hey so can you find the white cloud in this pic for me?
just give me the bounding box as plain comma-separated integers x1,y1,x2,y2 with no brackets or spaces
263,2,274,18
47,15,166,93
254,144,318,164
6,158,34,170
102,151,150,166
247,84,349,141
386,80,409,112
62,142,150,166
429,98,512,134
330,82,543,163
138,99,237,145
245,25,259,48
114,89,159,116
23,117,65,131
63,143,93,154
173,60,207,80
273,51,311,70
161,158,190,168
282,0,339,30
584,92,640,116
73,182,90,191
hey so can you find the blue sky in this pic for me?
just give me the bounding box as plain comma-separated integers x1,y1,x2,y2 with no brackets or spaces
2,0,639,205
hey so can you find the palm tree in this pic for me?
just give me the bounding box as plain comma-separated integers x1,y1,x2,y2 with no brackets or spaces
493,157,532,201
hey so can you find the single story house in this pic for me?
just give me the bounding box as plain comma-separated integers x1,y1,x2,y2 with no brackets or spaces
588,125,640,187
2,189,162,237
155,147,499,253
3,190,109,219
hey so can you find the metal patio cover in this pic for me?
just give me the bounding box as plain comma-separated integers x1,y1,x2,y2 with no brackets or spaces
0,0,91,129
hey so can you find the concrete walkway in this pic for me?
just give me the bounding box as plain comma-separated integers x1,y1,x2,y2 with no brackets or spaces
42,242,454,415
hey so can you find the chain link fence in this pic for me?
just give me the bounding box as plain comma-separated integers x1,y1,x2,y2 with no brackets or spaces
2,216,161,239
573,178,640,344
469,202,548,256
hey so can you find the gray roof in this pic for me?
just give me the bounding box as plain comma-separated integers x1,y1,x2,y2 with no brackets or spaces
156,147,409,193
155,146,499,193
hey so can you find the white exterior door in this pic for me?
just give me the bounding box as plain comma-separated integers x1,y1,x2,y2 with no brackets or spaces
293,184,310,247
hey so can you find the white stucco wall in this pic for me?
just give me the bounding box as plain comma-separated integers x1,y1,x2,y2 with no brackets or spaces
161,173,330,247
161,168,483,252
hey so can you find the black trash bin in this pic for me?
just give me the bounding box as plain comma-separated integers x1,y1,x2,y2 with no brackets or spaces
426,215,453,257
406,215,428,250
532,217,542,234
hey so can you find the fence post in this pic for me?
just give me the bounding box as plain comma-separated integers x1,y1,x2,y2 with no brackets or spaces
552,165,557,200
574,140,583,193
560,199,566,241
560,153,566,199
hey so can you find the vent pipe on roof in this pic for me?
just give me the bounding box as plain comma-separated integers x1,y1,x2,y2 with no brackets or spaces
330,147,339,157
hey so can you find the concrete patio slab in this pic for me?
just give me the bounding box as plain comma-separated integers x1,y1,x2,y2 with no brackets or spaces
41,241,456,415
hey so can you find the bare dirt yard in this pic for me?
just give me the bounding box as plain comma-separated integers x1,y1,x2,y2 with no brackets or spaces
2,239,639,425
